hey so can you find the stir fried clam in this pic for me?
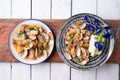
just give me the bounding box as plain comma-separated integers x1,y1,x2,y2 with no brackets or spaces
12,24,53,60
63,14,112,65
64,20,91,65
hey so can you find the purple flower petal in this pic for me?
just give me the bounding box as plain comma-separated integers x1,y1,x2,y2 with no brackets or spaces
95,42,103,51
84,14,89,22
87,24,94,31
96,27,102,34
94,19,99,26
104,26,111,30
103,32,112,38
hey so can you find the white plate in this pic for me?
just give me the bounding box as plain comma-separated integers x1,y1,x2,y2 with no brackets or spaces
8,19,54,65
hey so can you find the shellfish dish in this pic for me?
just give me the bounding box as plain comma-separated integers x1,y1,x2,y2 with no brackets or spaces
63,14,112,65
9,20,54,64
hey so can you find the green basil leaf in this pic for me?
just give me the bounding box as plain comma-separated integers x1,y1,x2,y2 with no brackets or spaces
40,45,44,51
74,57,82,64
18,31,24,35
70,33,75,39
29,27,36,31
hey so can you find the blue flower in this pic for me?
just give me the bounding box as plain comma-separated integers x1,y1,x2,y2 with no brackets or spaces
103,32,112,38
84,14,89,22
94,19,99,26
95,42,103,51
104,26,111,30
87,24,94,31
96,27,102,34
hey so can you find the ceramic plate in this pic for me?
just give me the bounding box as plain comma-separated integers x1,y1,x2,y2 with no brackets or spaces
9,19,54,65
56,13,114,70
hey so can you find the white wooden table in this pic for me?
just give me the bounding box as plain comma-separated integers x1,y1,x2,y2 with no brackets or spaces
0,0,120,80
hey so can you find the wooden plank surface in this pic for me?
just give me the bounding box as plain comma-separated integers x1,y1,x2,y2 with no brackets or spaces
72,0,97,15
98,0,120,19
32,63,50,80
32,0,51,19
11,63,30,80
12,0,30,18
97,63,119,80
52,0,71,19
0,62,11,80
51,63,70,80
71,68,96,80
0,0,11,18
0,19,120,63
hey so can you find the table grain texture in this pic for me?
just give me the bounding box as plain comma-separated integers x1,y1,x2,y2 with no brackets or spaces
0,19,120,63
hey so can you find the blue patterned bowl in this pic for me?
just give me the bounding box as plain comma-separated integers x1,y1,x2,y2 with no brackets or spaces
56,13,114,70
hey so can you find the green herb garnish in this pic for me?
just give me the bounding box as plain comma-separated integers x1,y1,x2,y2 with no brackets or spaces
18,31,24,35
94,48,99,54
40,45,44,51
95,28,105,43
70,33,75,39
94,29,105,53
74,57,82,64
29,27,36,31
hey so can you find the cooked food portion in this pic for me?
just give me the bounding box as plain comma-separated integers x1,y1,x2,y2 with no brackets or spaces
64,22,90,65
12,24,53,60
64,14,112,65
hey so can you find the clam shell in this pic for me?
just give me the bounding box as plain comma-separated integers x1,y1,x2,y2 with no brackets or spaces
24,43,33,50
42,33,49,42
83,35,89,40
64,53,72,60
29,35,36,40
76,48,81,57
80,23,86,29
28,48,35,59
35,48,41,58
21,50,28,58
14,34,25,41
81,60,88,65
43,50,48,58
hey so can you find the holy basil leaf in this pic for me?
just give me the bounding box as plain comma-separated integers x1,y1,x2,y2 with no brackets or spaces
73,57,82,64
18,31,24,35
40,45,44,51
70,33,75,39
76,57,82,64
29,27,36,31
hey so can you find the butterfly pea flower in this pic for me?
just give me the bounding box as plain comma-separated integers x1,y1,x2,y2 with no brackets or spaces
96,27,102,34
103,32,112,38
87,24,94,31
104,26,111,30
94,19,99,26
84,14,89,22
95,42,103,51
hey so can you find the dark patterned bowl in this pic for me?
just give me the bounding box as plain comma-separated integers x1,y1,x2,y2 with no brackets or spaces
56,13,114,70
